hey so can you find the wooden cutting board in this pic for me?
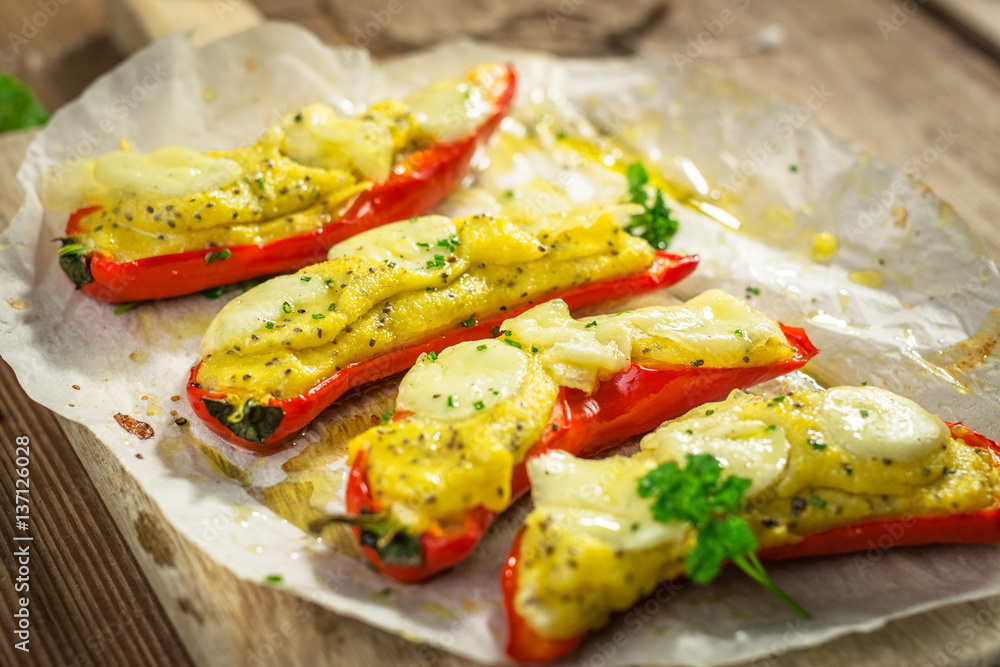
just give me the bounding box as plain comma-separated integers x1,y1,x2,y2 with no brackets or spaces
2,0,1000,663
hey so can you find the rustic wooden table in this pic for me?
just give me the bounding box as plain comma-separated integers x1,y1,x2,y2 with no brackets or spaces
1,1,999,666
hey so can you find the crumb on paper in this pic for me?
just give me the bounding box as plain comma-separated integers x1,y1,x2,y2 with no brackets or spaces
10,299,29,310
72,384,80,390
245,58,256,72
892,206,908,228
115,412,155,440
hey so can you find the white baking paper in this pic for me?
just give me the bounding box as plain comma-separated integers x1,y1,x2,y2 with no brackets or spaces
1,22,999,666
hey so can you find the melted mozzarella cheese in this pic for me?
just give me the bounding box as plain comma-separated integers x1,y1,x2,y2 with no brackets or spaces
281,104,394,182
641,406,790,496
326,215,457,270
198,272,328,358
621,289,787,366
527,450,687,551
816,386,949,461
405,79,492,143
396,339,529,421
42,147,242,211
503,300,630,392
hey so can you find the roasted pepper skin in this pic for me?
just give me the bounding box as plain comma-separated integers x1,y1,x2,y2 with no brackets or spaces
187,252,699,450
59,65,517,303
501,422,1000,663
346,324,819,583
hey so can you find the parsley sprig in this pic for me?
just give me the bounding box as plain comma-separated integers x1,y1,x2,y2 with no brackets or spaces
624,163,679,251
638,453,809,618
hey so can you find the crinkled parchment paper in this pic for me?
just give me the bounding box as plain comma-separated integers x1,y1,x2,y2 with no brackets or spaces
2,22,999,666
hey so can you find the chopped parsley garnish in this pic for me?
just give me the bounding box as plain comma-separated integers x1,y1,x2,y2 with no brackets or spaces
461,318,476,327
810,495,827,509
477,344,487,351
113,302,141,315
383,259,396,268
788,165,798,173
436,234,461,252
312,313,324,319
0,74,49,132
426,351,438,361
282,302,293,314
205,248,231,264
624,163,679,251
473,401,485,410
263,574,283,584
772,396,785,403
860,409,870,418
426,255,447,269
328,303,336,311
861,381,868,386
531,346,539,354
416,242,430,248
447,395,458,407
503,338,522,349
381,412,392,425
766,424,777,431
734,328,746,338
808,438,827,450
584,321,598,328
746,286,761,296
705,409,715,416
264,321,275,330
256,177,266,189
638,453,809,619
300,276,311,282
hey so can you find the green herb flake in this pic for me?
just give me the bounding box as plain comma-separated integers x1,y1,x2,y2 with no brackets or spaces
810,495,827,509
376,587,392,598
256,177,266,189
416,242,430,248
492,326,501,336
426,351,438,361
860,409,870,418
473,401,485,410
300,276,312,282
461,318,476,327
264,574,283,584
113,302,141,315
312,313,324,320
584,321,598,329
766,424,777,431
861,381,868,386
328,303,336,311
747,286,761,296
381,412,392,425
772,396,785,403
383,259,396,268
264,321,275,330
447,395,458,407
705,409,715,416
638,453,810,619
844,464,853,476
735,328,746,338
503,338,522,349
477,344,487,351
808,438,827,450
282,302,293,314
531,346,539,354
788,165,798,173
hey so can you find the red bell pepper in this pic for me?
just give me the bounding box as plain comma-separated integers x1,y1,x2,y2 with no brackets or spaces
344,324,818,583
188,251,699,449
501,422,1000,663
57,64,517,303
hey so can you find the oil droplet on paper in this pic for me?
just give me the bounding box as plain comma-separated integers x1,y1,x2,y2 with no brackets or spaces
811,232,839,261
849,270,885,288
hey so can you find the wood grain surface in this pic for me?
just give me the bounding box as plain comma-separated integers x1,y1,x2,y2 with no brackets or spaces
1,1,1000,666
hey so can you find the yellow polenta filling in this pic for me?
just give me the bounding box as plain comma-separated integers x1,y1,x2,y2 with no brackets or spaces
196,205,654,403
348,290,796,533
516,386,1000,639
41,66,503,261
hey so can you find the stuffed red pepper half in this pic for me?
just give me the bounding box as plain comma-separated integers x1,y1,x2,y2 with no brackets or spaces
188,203,699,448
502,386,1000,662
339,289,818,582
47,63,516,302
